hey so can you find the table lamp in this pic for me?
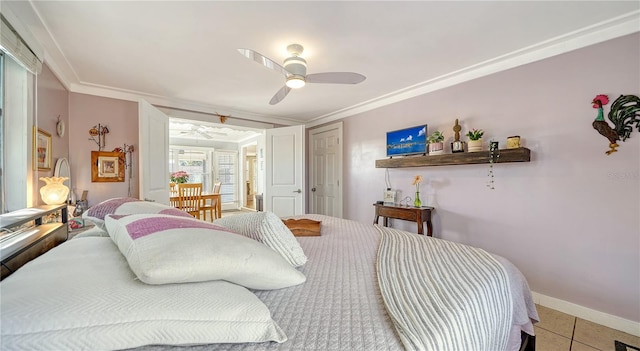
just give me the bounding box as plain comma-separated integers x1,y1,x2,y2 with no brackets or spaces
39,177,69,205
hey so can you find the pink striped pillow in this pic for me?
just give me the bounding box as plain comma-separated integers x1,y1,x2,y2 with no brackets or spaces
105,214,306,289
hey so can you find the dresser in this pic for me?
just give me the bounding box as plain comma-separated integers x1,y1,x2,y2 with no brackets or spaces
0,204,68,280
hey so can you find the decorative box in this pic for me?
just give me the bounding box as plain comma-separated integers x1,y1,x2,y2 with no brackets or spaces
282,218,321,236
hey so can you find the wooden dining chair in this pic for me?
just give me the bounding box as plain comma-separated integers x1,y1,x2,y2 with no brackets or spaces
169,183,180,208
177,183,202,219
200,181,222,221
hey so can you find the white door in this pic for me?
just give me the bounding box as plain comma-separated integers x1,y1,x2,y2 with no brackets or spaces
264,125,304,217
139,100,170,205
309,122,343,217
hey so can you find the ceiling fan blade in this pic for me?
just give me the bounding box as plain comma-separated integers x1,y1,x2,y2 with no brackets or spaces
306,72,366,84
237,48,290,77
269,85,291,105
196,130,213,139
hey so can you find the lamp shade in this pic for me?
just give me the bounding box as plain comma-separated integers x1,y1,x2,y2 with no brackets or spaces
39,177,69,205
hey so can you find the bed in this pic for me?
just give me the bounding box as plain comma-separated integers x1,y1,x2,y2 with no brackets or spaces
0,198,538,351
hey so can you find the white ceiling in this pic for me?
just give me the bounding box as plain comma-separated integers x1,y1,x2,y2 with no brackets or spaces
9,1,640,126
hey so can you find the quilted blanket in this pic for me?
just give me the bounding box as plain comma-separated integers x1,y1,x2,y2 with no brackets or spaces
376,225,513,351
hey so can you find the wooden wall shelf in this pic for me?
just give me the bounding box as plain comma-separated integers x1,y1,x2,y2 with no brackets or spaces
375,147,531,168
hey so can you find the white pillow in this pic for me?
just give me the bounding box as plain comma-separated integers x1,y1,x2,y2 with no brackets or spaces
105,213,306,289
0,237,287,349
213,211,308,267
83,197,193,231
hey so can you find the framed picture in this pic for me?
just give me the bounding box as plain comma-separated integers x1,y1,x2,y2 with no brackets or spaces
91,151,125,182
33,127,52,170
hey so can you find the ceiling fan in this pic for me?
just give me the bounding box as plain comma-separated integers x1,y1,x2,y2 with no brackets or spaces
178,125,227,139
237,44,366,105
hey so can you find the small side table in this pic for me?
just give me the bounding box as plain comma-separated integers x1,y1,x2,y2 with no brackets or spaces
373,204,434,236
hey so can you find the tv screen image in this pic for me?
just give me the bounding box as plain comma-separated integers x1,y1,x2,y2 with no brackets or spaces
386,125,427,157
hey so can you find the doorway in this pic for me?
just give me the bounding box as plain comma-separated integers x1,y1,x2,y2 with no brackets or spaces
168,117,261,212
140,106,305,217
242,144,257,210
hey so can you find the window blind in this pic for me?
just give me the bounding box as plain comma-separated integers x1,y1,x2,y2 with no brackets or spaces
0,14,42,75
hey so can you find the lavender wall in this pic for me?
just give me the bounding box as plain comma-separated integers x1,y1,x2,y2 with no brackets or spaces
341,33,639,322
35,64,69,205
68,93,139,206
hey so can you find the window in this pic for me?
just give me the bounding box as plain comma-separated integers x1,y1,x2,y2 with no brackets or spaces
0,53,4,211
214,150,238,207
1,13,43,212
169,147,212,192
1,53,36,212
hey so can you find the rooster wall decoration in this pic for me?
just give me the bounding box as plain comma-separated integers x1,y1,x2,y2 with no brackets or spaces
591,94,640,155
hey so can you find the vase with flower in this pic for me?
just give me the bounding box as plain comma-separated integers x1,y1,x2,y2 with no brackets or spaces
412,175,423,207
466,128,484,152
170,171,190,184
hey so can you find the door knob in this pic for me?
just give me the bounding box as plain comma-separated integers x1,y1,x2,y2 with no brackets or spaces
311,187,316,192
293,189,302,193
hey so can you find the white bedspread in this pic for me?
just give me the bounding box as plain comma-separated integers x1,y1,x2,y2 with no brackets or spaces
2,215,537,351
137,215,404,351
138,215,536,351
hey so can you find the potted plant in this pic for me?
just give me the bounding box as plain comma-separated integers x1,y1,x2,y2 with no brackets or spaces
427,130,445,155
466,128,484,152
170,171,190,184
487,140,499,189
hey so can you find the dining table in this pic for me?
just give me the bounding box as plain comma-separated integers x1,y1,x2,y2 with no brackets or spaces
170,193,221,219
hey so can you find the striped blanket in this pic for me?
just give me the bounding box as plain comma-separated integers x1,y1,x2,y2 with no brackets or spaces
376,225,513,351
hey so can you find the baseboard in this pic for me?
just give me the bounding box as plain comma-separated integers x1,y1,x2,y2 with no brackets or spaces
532,291,640,337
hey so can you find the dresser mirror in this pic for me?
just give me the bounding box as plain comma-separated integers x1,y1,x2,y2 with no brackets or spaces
53,157,71,201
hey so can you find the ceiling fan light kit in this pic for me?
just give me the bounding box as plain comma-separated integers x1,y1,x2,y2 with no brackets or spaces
286,76,306,89
238,43,366,105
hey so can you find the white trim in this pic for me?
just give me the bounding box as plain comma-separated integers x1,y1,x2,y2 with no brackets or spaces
532,291,640,337
161,109,276,132
68,82,301,127
305,10,640,128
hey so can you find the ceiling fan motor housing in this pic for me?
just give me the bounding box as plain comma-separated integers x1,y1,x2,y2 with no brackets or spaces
284,56,307,77
284,56,307,88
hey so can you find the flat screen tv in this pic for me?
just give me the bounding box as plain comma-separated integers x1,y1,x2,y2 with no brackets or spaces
386,124,427,157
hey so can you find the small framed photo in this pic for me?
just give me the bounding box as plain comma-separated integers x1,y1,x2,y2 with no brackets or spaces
33,127,52,170
91,151,125,182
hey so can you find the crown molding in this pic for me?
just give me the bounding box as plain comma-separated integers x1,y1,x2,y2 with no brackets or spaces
305,10,640,128
68,82,300,127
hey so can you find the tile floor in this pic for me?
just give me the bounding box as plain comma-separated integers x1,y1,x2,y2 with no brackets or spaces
535,304,640,351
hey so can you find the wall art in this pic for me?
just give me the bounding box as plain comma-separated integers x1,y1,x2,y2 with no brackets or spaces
91,151,124,182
